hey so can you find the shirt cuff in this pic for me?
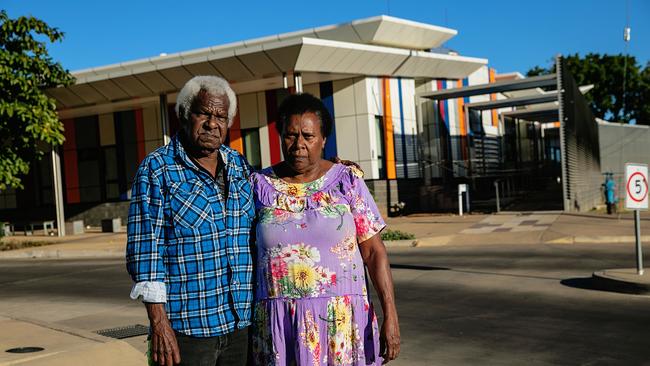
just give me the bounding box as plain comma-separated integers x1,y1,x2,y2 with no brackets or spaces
130,281,167,303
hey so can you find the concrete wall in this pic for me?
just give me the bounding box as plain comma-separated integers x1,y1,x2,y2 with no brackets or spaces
67,202,131,227
598,121,650,206
598,121,650,174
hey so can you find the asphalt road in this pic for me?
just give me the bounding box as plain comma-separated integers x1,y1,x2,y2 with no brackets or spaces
1,243,650,365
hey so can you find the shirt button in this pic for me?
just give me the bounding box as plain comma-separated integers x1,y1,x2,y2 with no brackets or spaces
229,255,235,261
232,280,238,285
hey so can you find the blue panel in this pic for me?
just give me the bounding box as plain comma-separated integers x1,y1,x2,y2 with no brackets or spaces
397,78,408,178
320,81,337,159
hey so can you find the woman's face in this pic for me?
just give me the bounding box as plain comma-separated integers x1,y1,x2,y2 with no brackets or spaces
281,112,326,173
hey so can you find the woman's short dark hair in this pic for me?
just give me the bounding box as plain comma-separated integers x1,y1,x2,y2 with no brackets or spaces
276,93,333,138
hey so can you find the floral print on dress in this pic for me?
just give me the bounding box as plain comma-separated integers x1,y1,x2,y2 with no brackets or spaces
259,207,301,225
350,190,384,242
326,296,364,365
300,310,322,366
263,172,326,198
251,164,384,365
262,243,336,298
330,234,357,262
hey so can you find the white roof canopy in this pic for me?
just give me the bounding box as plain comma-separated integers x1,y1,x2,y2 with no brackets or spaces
49,15,487,109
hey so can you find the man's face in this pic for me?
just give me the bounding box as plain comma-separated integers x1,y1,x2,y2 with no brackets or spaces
182,90,229,153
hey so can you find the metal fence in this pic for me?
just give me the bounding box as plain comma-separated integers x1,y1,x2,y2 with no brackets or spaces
558,56,603,212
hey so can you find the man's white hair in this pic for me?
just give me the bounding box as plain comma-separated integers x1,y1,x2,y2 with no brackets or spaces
175,75,237,127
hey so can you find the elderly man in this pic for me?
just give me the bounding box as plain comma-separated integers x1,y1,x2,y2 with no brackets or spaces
126,75,254,366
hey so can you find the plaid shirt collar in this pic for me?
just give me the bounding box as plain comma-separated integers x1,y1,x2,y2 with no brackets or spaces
171,134,247,181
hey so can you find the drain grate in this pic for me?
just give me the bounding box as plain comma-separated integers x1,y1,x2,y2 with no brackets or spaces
95,324,149,339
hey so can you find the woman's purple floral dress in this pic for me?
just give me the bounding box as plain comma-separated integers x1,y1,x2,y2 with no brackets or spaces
249,163,386,366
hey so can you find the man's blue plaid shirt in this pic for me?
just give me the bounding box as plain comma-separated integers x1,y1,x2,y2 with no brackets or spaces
126,136,254,337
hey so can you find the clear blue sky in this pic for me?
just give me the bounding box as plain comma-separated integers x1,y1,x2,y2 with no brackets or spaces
4,0,649,75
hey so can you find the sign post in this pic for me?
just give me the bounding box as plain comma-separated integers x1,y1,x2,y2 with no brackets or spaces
458,184,467,216
625,163,649,275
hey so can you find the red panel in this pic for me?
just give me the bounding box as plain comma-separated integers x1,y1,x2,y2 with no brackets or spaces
265,90,281,165
134,108,146,162
229,104,243,154
62,119,80,203
63,119,76,151
168,104,180,138
436,80,446,120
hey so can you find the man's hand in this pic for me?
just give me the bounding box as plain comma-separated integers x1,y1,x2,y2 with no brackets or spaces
329,157,363,175
146,303,181,366
380,315,400,364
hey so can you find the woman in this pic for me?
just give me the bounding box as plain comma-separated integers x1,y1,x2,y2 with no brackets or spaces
250,93,400,365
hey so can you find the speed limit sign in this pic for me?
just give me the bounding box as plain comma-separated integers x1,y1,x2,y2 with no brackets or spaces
625,163,648,210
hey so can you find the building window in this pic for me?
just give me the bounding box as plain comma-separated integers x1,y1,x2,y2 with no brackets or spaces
374,116,386,179
37,155,53,205
103,146,120,200
241,128,261,171
73,116,103,203
0,188,17,209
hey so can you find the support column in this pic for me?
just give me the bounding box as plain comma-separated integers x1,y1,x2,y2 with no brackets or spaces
294,73,303,93
51,146,66,237
159,94,171,145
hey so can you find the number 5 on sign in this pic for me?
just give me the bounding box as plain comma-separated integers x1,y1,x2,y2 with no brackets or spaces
625,163,648,211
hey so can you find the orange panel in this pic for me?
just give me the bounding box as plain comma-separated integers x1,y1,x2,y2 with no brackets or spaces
490,68,499,127
229,106,243,154
381,78,396,180
457,79,466,136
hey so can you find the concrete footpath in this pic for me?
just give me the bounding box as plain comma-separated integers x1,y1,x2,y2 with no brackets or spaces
1,211,648,259
382,210,650,247
0,211,648,364
0,316,147,365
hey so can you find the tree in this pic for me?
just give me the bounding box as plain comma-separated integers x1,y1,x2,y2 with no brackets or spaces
0,10,74,190
527,53,650,125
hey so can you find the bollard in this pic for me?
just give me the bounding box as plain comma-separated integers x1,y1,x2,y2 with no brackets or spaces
635,210,644,275
494,180,501,212
458,184,467,216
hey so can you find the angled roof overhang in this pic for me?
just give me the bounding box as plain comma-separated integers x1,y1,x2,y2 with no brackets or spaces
48,38,488,109
502,106,559,123
416,74,557,100
465,93,559,111
47,15,487,110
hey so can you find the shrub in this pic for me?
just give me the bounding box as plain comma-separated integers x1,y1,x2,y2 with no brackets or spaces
381,229,415,241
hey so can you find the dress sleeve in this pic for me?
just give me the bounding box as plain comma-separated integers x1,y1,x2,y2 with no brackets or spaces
345,167,386,243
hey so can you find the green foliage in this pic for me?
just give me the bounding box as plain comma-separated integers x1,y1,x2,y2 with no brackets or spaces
0,238,54,251
381,229,415,241
0,10,74,190
527,53,650,125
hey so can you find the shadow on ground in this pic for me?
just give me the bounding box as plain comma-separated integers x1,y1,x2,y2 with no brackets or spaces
561,276,650,296
389,264,449,271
